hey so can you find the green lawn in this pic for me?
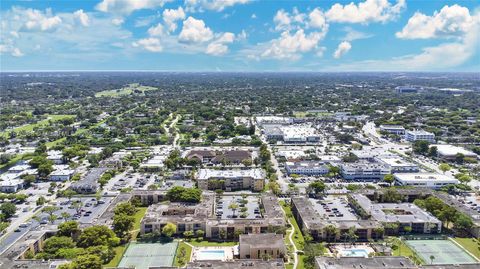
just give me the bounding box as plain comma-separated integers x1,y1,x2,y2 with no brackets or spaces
103,207,147,268
173,241,192,267
95,83,158,97
280,201,305,251
389,237,424,265
0,154,22,169
133,207,147,230
1,114,75,138
453,238,480,260
103,244,127,268
188,240,237,247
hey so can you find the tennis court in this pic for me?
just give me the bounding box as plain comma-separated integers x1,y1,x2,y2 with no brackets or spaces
406,239,477,265
118,242,178,269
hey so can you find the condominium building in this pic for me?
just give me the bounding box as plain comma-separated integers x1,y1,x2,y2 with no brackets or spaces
393,173,458,189
285,161,329,176
239,233,286,260
379,125,406,135
340,160,391,181
405,130,435,143
140,193,286,240
349,194,442,234
196,168,265,191
376,156,419,173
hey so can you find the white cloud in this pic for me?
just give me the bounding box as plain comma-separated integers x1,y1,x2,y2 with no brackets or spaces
206,42,228,56
260,29,326,60
325,11,480,71
111,18,124,25
11,47,24,57
0,44,24,57
341,26,373,41
237,29,247,40
147,23,165,36
96,0,171,14
333,41,351,58
132,37,162,52
205,32,235,56
134,15,158,27
73,9,90,27
396,5,474,39
20,8,62,31
273,8,306,31
273,10,291,31
185,0,250,12
326,0,406,24
163,7,186,32
251,13,257,19
1,7,133,60
308,8,328,31
178,16,214,43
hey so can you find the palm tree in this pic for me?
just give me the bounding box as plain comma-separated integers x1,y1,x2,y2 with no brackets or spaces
324,225,339,243
61,212,71,221
229,201,239,218
347,227,357,246
430,255,435,264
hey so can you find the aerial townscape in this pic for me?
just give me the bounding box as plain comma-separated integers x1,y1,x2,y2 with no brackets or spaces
0,1,479,269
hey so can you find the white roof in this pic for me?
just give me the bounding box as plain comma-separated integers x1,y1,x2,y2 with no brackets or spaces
0,179,23,187
281,125,318,139
8,164,30,172
377,156,416,167
432,144,477,157
51,169,75,176
394,173,458,184
47,150,63,159
406,130,434,136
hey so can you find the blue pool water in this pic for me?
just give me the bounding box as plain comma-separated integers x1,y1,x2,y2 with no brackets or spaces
340,248,369,257
196,250,226,260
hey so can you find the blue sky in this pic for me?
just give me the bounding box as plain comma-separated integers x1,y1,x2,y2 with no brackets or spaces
1,0,479,71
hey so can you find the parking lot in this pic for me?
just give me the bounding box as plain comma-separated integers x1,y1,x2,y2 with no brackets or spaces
216,195,262,220
310,196,359,221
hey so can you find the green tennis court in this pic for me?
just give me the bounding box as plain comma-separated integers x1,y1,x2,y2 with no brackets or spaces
118,242,178,269
406,239,477,265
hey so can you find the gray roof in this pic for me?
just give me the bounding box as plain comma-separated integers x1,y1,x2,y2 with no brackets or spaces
186,259,285,269
315,256,416,269
240,233,285,249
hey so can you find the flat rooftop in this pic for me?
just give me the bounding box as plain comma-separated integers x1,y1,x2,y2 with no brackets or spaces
432,144,477,157
394,173,458,183
377,156,417,168
315,256,416,269
187,259,285,269
309,196,359,221
216,195,261,220
350,194,440,224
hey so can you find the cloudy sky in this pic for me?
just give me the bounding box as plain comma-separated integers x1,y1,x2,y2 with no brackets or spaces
1,0,479,71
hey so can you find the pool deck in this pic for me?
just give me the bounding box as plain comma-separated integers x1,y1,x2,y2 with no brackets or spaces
192,246,236,261
332,244,375,258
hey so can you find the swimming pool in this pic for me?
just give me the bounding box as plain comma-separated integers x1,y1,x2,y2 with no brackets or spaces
340,248,370,258
196,249,226,261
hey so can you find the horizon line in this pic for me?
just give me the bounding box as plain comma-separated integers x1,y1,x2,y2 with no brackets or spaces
1,70,479,73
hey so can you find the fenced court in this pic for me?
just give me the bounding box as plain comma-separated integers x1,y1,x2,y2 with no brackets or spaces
118,242,178,269
405,239,477,265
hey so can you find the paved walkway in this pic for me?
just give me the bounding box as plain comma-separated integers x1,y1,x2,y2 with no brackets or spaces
279,204,298,269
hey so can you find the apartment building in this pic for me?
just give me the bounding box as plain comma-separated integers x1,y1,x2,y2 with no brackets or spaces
140,193,285,240
405,130,435,143
196,168,265,191
340,160,391,181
